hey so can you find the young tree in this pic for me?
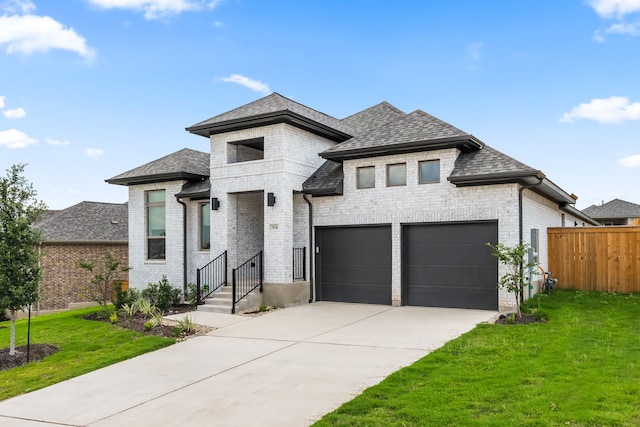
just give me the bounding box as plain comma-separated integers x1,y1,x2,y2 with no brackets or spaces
77,252,130,313
487,242,537,318
0,164,46,356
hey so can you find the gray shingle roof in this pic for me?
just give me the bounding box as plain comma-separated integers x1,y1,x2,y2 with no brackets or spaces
36,202,128,242
106,148,209,186
302,160,343,196
341,101,406,135
582,199,640,219
449,145,538,181
186,92,354,140
321,110,483,160
176,178,210,199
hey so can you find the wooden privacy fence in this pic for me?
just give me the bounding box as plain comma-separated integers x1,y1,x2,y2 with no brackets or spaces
548,226,640,293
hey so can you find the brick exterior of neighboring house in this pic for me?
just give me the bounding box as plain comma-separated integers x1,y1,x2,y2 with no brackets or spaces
108,93,598,312
36,202,128,311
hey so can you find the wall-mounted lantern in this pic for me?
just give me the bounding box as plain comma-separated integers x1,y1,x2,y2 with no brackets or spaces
267,192,276,207
211,197,220,210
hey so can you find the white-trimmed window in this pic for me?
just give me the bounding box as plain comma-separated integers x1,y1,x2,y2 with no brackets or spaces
147,190,166,260
419,160,440,184
200,202,210,250
386,163,406,187
356,166,375,189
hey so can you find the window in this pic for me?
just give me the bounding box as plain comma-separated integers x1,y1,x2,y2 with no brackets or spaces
356,166,375,189
386,163,406,187
200,202,210,250
419,160,440,184
147,190,166,260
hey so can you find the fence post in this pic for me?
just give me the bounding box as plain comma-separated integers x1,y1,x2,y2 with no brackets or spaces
303,247,306,281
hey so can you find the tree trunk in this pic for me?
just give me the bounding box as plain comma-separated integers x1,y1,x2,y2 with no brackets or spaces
9,318,16,356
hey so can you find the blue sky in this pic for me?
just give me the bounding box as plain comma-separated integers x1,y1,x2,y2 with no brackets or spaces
1,0,639,210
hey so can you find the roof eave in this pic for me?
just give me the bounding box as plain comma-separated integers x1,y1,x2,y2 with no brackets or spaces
186,111,352,142
106,172,208,186
321,135,483,161
561,206,601,226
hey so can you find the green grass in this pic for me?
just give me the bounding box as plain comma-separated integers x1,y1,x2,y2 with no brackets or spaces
0,307,175,400
314,290,640,427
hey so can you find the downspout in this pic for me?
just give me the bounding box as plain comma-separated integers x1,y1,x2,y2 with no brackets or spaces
303,193,314,303
518,175,544,304
176,196,188,296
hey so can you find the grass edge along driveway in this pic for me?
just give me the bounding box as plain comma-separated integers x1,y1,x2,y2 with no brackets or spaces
314,290,640,427
0,307,174,400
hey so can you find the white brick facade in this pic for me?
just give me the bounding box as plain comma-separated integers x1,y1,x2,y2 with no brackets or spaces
128,181,186,291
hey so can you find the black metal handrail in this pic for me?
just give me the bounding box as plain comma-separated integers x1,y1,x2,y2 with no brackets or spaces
293,247,306,281
196,251,227,304
232,251,263,314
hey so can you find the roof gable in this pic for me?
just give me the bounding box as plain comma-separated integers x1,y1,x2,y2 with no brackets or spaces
106,148,209,186
340,101,406,135
186,92,354,141
36,201,128,242
321,110,483,160
582,198,640,219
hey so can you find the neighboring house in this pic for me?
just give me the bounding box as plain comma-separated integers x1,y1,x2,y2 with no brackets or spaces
582,199,640,226
107,93,597,312
36,201,129,311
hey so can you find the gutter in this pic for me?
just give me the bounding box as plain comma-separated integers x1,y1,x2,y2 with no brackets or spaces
175,196,188,295
303,193,314,303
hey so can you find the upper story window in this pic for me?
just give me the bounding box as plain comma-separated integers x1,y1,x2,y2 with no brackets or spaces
419,160,440,184
200,202,210,250
356,166,375,189
227,137,264,164
147,190,166,260
386,163,406,187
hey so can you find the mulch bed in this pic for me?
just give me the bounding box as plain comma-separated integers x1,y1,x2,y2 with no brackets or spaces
0,304,209,372
494,313,547,325
0,344,59,371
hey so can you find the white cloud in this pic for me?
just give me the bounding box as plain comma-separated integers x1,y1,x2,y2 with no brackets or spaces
617,154,640,167
589,0,640,18
87,0,219,20
466,42,483,61
2,107,25,118
0,95,4,108
0,128,37,148
0,14,95,58
559,96,640,123
46,137,69,146
219,74,270,95
85,148,104,157
1,0,36,14
606,21,640,34
593,30,606,42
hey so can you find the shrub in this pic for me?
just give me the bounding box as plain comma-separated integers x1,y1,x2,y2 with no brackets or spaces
142,276,181,312
184,283,199,306
176,315,196,335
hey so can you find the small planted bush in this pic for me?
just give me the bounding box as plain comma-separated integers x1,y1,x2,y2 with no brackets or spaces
142,276,182,312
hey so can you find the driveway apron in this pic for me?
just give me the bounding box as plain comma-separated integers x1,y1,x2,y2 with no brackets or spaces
0,302,495,427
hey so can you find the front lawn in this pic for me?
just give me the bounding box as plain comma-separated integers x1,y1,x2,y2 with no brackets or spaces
0,307,175,400
315,290,640,426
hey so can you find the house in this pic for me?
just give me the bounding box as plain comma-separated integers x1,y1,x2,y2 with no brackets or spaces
107,93,597,312
35,201,128,312
582,199,640,226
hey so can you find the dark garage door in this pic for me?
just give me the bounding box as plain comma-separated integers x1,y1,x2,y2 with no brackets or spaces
316,226,392,305
403,221,498,310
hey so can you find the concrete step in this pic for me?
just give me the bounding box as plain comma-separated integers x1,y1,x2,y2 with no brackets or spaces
197,288,263,314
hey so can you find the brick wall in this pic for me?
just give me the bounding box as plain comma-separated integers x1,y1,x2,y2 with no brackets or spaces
39,242,128,310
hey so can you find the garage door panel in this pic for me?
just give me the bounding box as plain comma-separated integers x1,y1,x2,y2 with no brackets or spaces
404,222,498,310
407,286,497,310
408,266,497,287
317,226,392,305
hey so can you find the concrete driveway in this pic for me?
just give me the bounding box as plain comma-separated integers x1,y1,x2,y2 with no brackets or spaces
0,302,495,427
